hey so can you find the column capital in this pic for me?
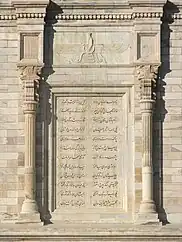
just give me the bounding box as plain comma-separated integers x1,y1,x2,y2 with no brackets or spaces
17,63,44,112
135,64,160,101
17,63,43,81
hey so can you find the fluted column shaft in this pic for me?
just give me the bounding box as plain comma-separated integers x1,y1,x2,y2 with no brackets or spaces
139,100,156,213
21,102,38,214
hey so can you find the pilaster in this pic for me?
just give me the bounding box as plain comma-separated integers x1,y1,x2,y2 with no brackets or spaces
135,64,160,224
17,64,43,223
12,0,49,224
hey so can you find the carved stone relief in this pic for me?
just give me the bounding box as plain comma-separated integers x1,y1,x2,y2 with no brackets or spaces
71,33,106,64
54,32,131,65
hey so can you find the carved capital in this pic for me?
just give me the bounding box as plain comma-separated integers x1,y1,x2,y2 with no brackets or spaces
136,64,159,100
17,64,43,112
18,65,42,81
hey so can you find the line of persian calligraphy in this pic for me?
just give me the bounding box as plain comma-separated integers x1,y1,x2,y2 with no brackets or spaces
59,200,85,207
93,108,118,114
59,181,86,188
59,191,85,197
60,164,85,170
92,136,117,142
92,172,117,179
92,154,117,160
59,172,85,179
93,100,118,105
60,144,86,151
93,127,118,133
61,154,86,160
60,117,86,122
92,117,118,123
61,99,86,105
93,145,117,151
59,108,86,113
60,127,85,132
92,200,118,207
93,164,116,170
92,191,118,197
60,136,85,141
94,181,118,188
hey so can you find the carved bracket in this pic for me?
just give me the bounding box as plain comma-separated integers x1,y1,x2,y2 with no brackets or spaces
136,64,159,101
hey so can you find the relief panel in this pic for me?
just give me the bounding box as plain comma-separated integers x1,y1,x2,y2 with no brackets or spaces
20,34,39,61
53,32,131,65
136,33,158,62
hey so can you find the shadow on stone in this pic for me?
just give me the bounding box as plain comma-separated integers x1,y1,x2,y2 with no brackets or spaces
153,0,179,226
35,1,63,225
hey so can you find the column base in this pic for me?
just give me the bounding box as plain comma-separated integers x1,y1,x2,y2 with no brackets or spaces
15,213,42,225
135,200,160,225
21,199,38,214
135,212,161,225
16,199,42,224
139,200,157,214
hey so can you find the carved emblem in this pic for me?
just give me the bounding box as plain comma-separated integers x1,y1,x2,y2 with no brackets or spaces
71,33,106,64
136,64,159,100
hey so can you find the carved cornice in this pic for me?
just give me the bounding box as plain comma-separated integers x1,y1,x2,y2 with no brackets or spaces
1,12,182,21
136,64,159,101
0,12,166,21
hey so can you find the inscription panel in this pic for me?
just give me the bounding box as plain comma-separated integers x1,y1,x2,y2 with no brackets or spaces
56,95,125,211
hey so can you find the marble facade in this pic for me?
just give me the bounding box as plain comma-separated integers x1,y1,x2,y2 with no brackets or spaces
0,0,182,240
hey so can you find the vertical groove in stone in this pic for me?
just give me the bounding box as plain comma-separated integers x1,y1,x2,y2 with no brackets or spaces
24,112,36,200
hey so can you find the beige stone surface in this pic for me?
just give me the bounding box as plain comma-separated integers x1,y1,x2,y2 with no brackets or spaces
0,0,181,235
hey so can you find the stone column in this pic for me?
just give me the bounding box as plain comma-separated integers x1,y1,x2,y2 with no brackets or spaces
136,64,159,224
18,64,43,223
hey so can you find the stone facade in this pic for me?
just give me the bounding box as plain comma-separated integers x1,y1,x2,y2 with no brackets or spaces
0,0,182,240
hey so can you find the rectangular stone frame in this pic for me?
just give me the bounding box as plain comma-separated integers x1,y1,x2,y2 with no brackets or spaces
48,86,135,223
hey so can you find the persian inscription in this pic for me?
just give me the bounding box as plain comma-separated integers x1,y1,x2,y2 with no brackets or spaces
56,96,123,210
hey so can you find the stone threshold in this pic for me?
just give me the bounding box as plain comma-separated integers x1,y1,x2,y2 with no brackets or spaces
0,223,182,240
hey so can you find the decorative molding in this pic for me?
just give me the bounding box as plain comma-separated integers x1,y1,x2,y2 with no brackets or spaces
0,12,168,21
1,10,182,21
136,64,159,100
